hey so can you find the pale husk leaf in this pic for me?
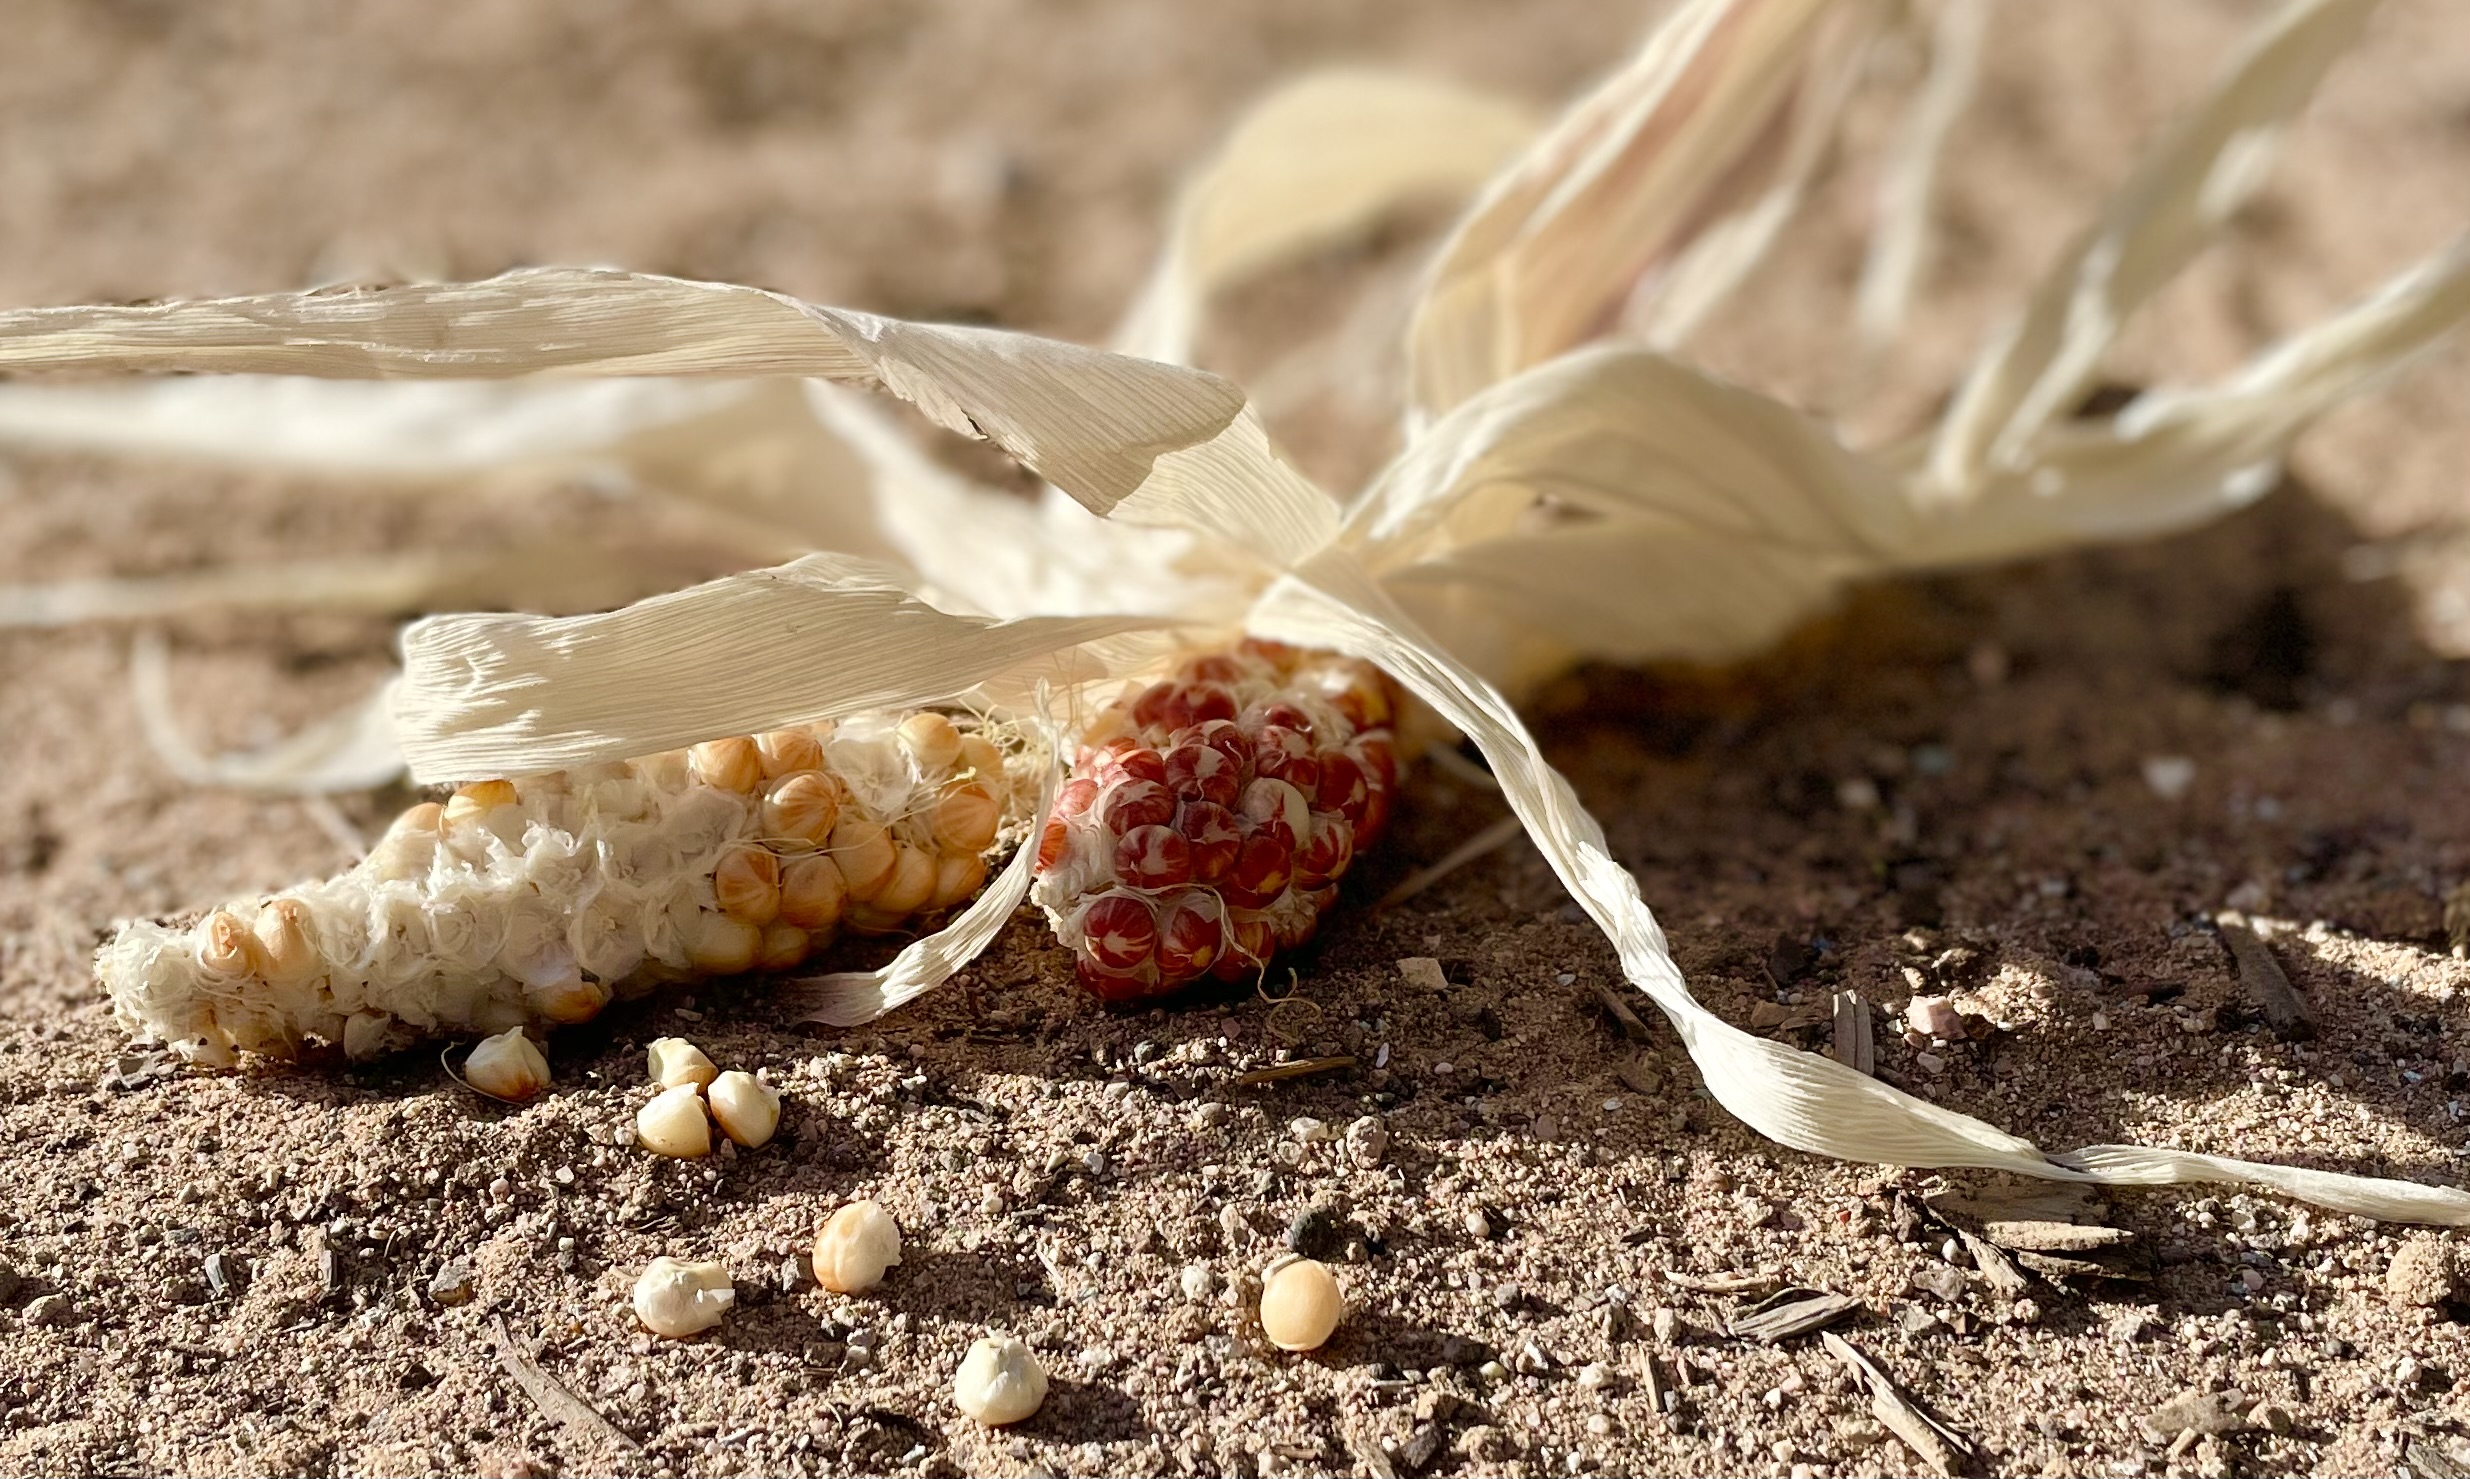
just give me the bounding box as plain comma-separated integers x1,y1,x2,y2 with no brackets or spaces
1927,0,2381,495
1115,69,1538,367
1854,0,1988,347
391,552,1172,782
1404,0,1860,423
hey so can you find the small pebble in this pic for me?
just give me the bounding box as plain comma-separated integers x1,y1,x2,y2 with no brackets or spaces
1259,1256,1343,1352
2386,1234,2459,1310
1464,1209,1492,1240
22,1293,70,1327
427,1258,476,1307
1903,996,1961,1040
954,1334,1047,1425
1181,1264,1215,1302
1345,1116,1389,1167
1576,1362,1611,1391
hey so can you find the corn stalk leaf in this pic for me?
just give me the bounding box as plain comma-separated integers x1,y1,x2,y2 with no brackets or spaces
132,633,405,793
1927,0,2382,495
1855,0,1988,347
1116,69,1538,367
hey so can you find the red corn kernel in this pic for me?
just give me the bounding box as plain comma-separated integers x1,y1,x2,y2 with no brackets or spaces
1161,682,1237,731
1210,914,1277,981
1178,654,1246,685
1177,800,1241,883
1238,777,1309,848
1131,681,1181,729
1057,777,1100,818
1099,745,1168,787
1293,811,1354,890
1355,780,1393,849
1164,743,1241,808
1348,734,1398,790
1314,750,1367,815
1222,832,1294,908
1242,701,1317,737
1155,894,1223,984
1078,892,1158,970
1114,824,1193,890
1299,661,1392,729
1174,719,1255,773
1034,815,1072,873
1251,725,1319,794
1237,637,1298,668
1100,778,1175,834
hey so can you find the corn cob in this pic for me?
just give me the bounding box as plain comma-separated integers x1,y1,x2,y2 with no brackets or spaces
1029,642,1398,1002
100,712,1029,1064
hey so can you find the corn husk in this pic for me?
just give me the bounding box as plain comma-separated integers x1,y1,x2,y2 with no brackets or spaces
5,1,2470,1225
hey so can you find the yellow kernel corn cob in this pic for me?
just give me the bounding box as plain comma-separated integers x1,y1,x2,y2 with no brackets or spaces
100,712,1028,1064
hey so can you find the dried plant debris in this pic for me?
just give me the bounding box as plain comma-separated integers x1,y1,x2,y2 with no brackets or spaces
1824,1331,1977,1478
2214,915,2320,1040
491,1316,641,1457
1924,1183,2152,1287
1832,989,1875,1075
1726,1286,1864,1344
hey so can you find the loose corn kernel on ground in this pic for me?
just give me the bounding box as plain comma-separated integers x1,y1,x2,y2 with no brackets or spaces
99,711,1029,1063
1030,641,1398,1002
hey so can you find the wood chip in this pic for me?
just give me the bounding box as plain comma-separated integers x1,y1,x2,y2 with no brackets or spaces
1981,1219,2135,1253
1727,1288,1863,1344
492,1316,640,1455
2012,1248,2151,1282
1663,1266,1780,1294
1832,990,1874,1075
2215,917,2317,1040
1823,1331,1975,1478
1235,1056,1356,1085
1588,981,1652,1041
1956,1230,2030,1301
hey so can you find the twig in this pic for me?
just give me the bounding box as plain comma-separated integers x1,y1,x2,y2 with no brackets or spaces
2215,917,2316,1040
1832,990,1874,1075
1588,981,1652,1041
492,1316,640,1455
1823,1331,1974,1477
1235,1056,1356,1086
1373,814,1525,912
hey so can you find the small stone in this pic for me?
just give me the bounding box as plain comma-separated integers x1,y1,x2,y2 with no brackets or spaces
2147,1389,2244,1438
1896,1304,1943,1338
1464,1209,1492,1240
202,1251,243,1299
2386,1234,2459,1310
1576,1362,1612,1391
1194,1102,1230,1130
1400,1424,1445,1473
2250,1403,2295,1437
1181,1263,1215,1302
1345,1116,1390,1168
2142,756,2197,800
1288,1205,1346,1260
22,1293,70,1327
1909,1264,1966,1303
1477,1360,1510,1383
1650,1308,1680,1342
1913,1051,1947,1075
1491,1281,1524,1312
1511,1341,1551,1375
428,1258,476,1307
1904,996,1961,1039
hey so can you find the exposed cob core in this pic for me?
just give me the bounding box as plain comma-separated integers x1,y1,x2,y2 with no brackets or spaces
1030,642,1398,1002
100,712,1031,1063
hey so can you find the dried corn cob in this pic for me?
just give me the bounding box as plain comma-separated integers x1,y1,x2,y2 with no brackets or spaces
100,712,1031,1063
1030,642,1398,1002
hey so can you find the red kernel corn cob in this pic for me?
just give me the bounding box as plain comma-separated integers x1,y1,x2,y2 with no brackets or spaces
99,712,1028,1064
1029,644,1398,1002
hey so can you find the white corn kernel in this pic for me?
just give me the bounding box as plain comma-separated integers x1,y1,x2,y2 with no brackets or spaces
465,1026,551,1102
930,851,988,911
898,712,964,775
711,844,781,925
1259,1255,1342,1351
955,734,1004,786
761,771,842,846
778,853,849,931
708,1070,781,1148
250,899,321,988
813,1200,902,1292
688,736,763,794
443,778,519,829
636,1083,712,1158
953,1334,1047,1425
756,728,824,779
757,923,811,972
632,1257,734,1337
932,782,1002,855
525,973,610,1025
682,913,761,974
197,910,257,978
830,817,897,899
868,844,937,917
647,1037,718,1088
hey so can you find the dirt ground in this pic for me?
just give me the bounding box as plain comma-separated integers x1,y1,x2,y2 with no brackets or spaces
5,2,2470,1476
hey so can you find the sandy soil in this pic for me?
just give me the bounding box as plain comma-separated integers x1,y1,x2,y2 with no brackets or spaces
5,3,2470,1476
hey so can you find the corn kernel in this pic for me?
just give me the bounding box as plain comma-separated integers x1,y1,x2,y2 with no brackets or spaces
688,736,763,794
250,899,321,988
762,771,843,846
898,712,963,775
711,844,782,925
813,1201,901,1292
682,913,761,974
197,911,257,978
464,1026,551,1102
830,817,897,899
632,1257,733,1338
931,851,988,911
778,853,849,931
1259,1255,1342,1351
953,1334,1047,1425
708,1070,781,1148
647,1037,718,1089
756,727,824,779
758,922,810,972
932,781,1001,854
636,1083,712,1158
